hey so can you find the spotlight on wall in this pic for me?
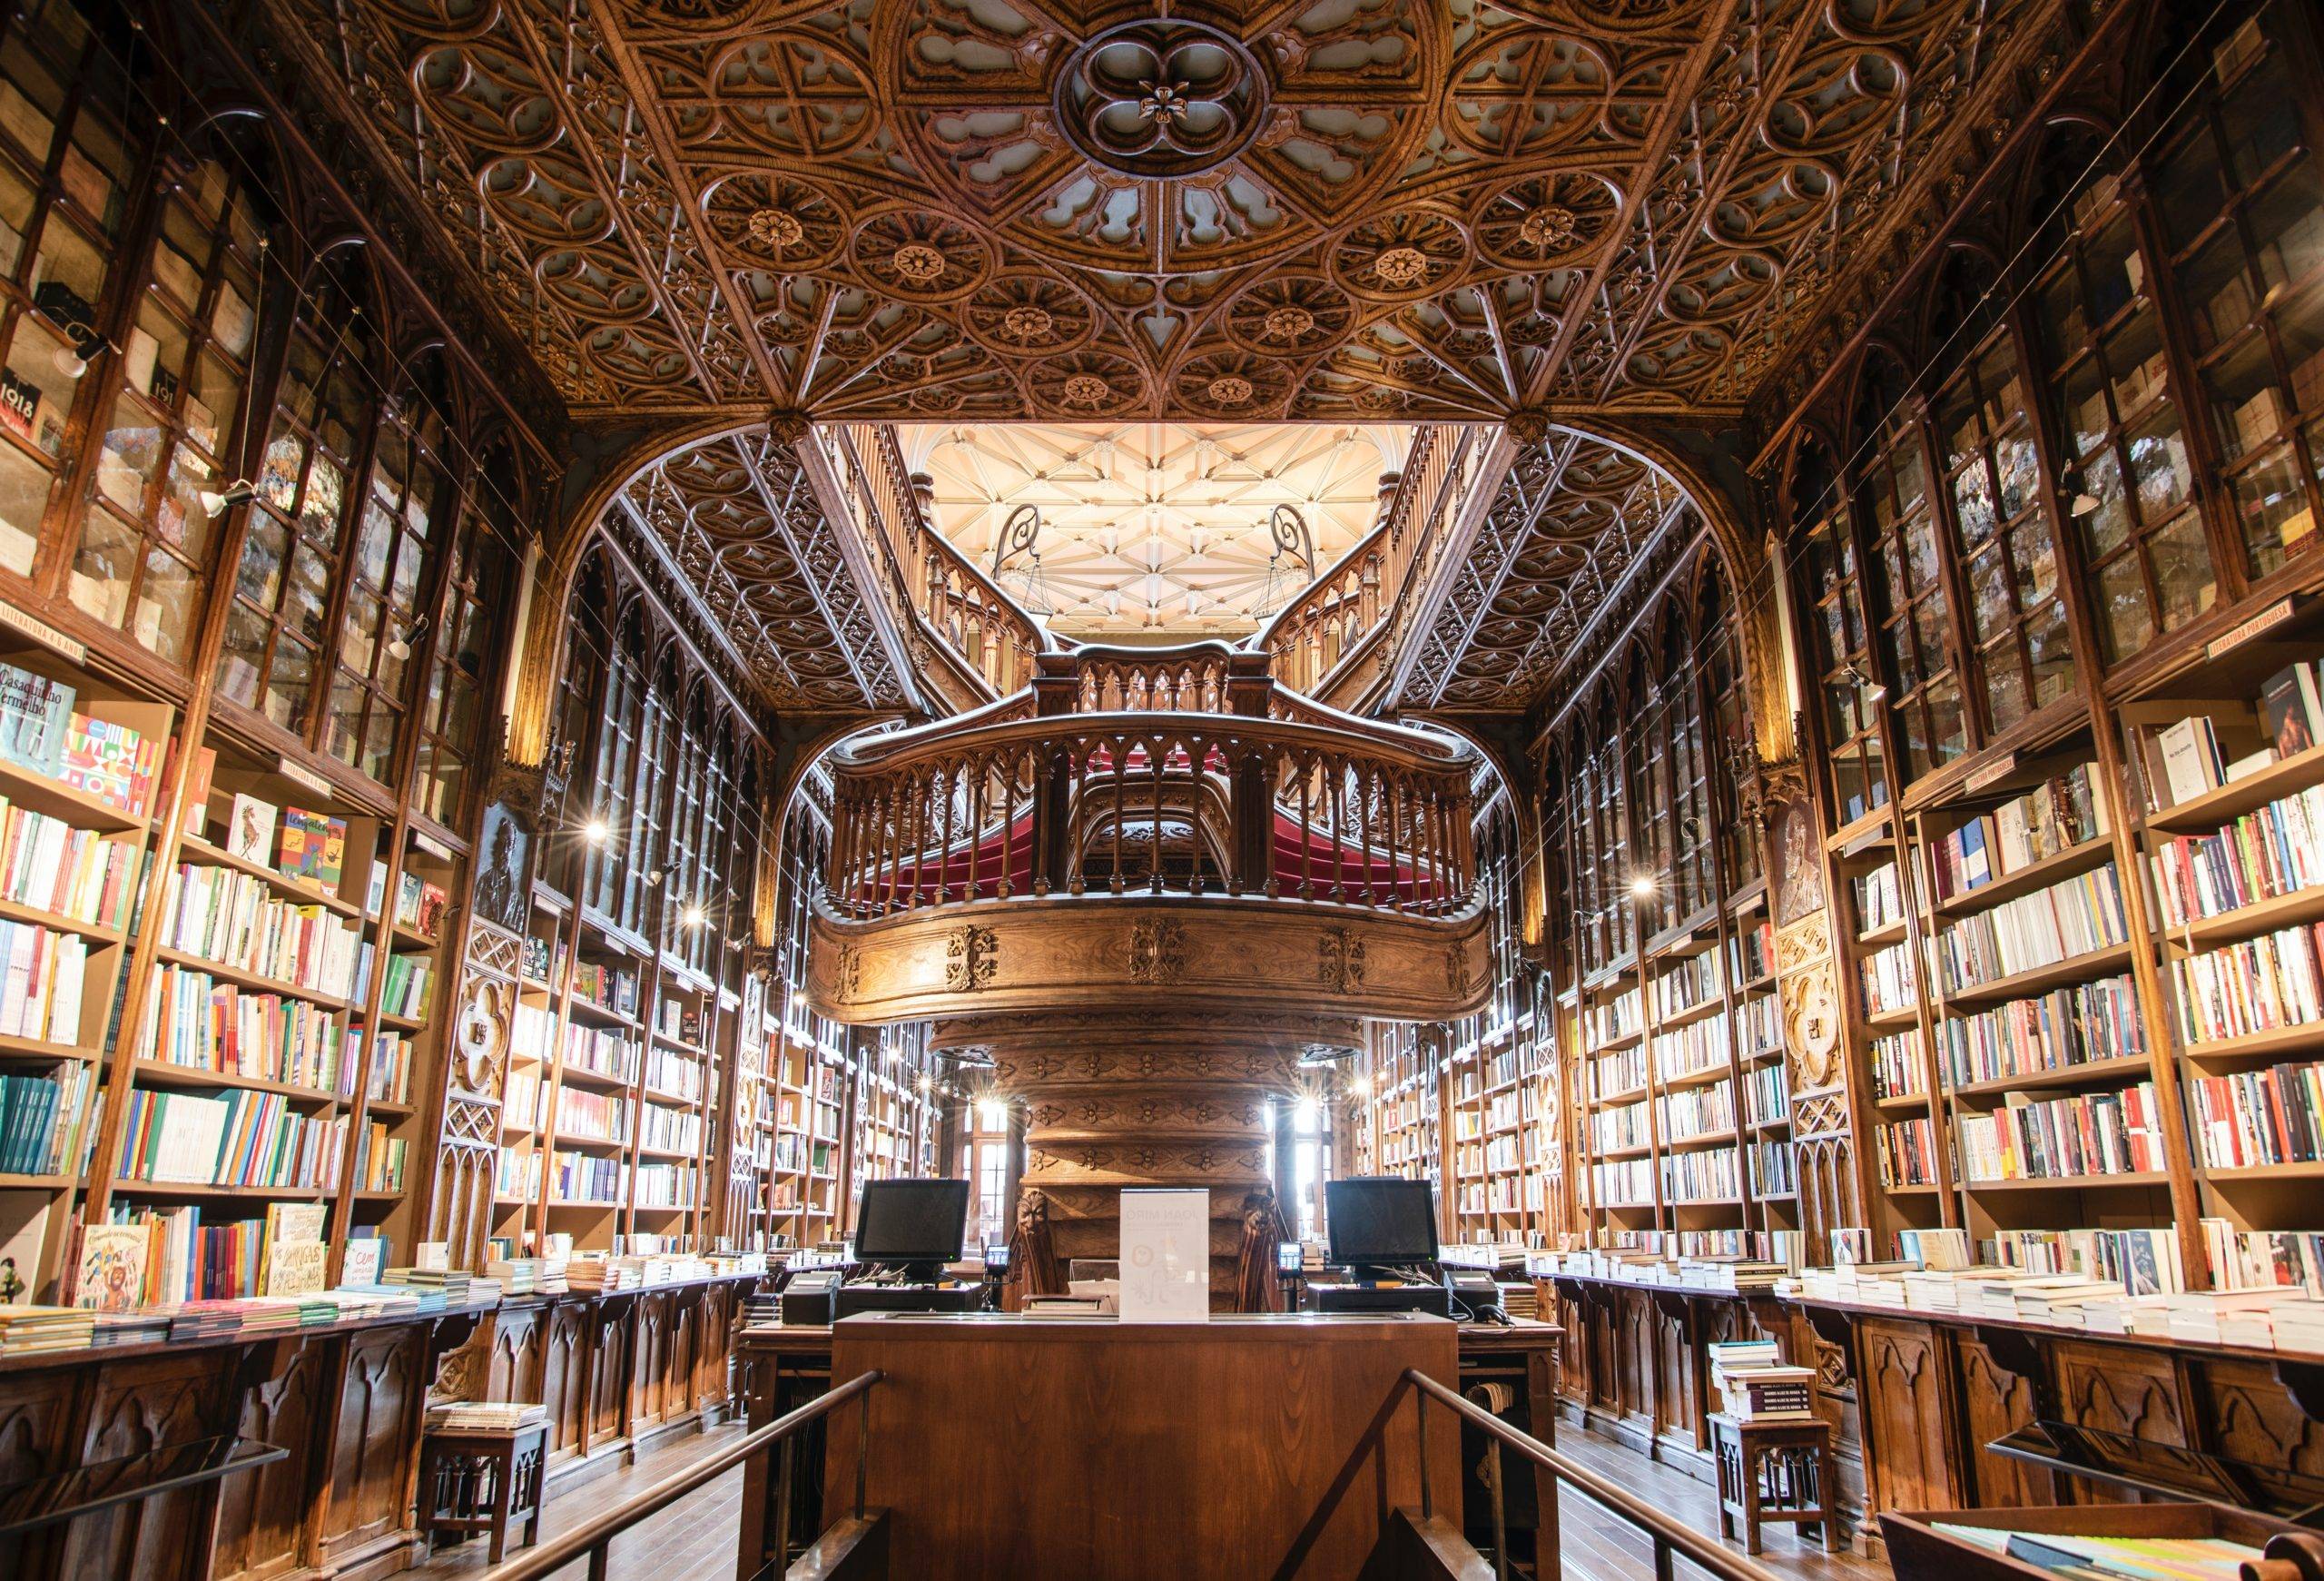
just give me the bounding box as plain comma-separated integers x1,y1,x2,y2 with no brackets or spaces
385,616,429,664
1839,661,1888,704
199,480,256,519
1630,874,1658,898
1349,1077,1371,1100
790,989,810,1011
53,344,86,379
581,815,610,845
682,903,706,928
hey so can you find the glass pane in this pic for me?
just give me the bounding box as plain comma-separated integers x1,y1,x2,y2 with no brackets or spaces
236,512,288,608
2148,511,2219,631
217,604,267,706
2252,165,2324,292
135,548,196,663
30,213,109,334
2182,230,2255,355
1984,643,2028,733
2154,126,2230,251
127,298,189,406
2126,407,2194,522
297,452,345,544
325,673,365,766
1967,543,2012,641
2235,443,2317,577
1,317,74,457
2027,600,2073,709
159,443,215,558
1952,460,1995,547
2076,450,2132,558
2093,553,2152,662
362,705,398,782
2060,354,2108,456
0,440,46,571
264,636,314,731
341,588,379,675
284,542,331,639
2102,311,2169,420
1994,432,2038,521
93,394,158,513
66,502,132,624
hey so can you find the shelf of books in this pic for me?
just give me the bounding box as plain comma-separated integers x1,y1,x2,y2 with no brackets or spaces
848,1023,937,1204
1363,1022,1441,1210
766,985,848,1250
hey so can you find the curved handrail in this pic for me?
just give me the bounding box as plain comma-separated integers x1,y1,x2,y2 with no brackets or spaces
1255,425,1480,707
478,1369,884,1581
1400,1369,1786,1581
827,704,1477,776
823,709,1479,917
826,424,1053,704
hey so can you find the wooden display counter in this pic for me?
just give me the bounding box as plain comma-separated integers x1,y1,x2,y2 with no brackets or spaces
827,1312,1462,1581
0,1271,760,1581
1539,1273,2324,1551
736,1312,1563,1577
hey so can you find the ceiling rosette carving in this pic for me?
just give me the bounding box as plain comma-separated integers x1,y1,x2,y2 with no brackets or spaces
255,0,2065,421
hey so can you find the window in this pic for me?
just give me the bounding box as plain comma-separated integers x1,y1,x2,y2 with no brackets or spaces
1856,361,1967,781
2148,3,2324,580
413,445,520,825
0,4,137,577
69,144,267,660
581,604,645,922
1927,257,2075,732
2029,133,2217,659
1629,649,1671,934
217,253,378,733
1666,621,1716,918
323,361,449,781
1794,438,1888,823
1702,578,1760,894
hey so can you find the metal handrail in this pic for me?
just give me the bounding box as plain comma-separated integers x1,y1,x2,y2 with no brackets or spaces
1401,1369,1785,1581
478,1369,883,1581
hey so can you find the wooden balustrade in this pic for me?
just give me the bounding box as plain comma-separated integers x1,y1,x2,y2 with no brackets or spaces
1257,424,1477,702
827,424,1048,702
822,662,1477,920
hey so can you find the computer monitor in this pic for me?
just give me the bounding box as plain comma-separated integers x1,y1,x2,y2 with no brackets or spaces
1324,1177,1440,1270
852,1179,970,1278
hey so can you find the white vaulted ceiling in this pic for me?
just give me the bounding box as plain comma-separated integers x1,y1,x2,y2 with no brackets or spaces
899,423,1411,642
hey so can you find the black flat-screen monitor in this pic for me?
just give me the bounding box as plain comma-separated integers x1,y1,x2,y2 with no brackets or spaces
1325,1177,1439,1268
852,1179,971,1266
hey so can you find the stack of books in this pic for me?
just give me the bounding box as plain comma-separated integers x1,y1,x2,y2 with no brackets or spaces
740,1290,782,1328
385,1267,472,1304
168,1300,247,1339
330,1283,424,1317
2273,1300,2324,1353
2165,1289,2306,1347
2012,1279,2130,1325
369,1273,447,1313
1709,1342,1816,1423
487,1257,545,1295
92,1309,171,1347
0,1305,95,1353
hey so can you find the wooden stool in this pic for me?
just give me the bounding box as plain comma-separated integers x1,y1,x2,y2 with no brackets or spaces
417,1421,548,1563
1709,1412,1838,1556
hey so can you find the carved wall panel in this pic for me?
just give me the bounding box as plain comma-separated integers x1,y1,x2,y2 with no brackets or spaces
212,1341,326,1581
1858,1319,1962,1516
64,1359,232,1581
2053,1340,2186,1505
321,1328,426,1561
542,1300,591,1459
1954,1337,2054,1509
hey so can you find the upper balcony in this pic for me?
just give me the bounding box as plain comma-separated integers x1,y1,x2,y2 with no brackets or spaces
804,642,1492,1028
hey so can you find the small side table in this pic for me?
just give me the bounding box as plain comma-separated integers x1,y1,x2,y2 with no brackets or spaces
417,1420,548,1564
1709,1412,1838,1556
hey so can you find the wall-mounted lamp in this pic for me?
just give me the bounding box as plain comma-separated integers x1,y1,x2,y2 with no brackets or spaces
199,480,256,519
581,815,610,845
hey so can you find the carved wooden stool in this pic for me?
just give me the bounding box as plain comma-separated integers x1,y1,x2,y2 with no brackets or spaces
1709,1412,1838,1556
417,1421,548,1563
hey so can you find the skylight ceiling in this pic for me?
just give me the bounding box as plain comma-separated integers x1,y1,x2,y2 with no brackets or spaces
900,424,1412,642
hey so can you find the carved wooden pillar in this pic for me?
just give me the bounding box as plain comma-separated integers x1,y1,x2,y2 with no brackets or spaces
941,1011,1342,1306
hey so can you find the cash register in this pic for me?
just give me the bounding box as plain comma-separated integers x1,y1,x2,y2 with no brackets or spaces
824,1178,987,1321
1309,1177,1454,1318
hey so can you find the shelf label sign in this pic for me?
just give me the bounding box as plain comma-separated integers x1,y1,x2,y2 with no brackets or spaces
276,754,332,796
1964,752,2019,795
2206,596,2294,658
0,598,84,662
1118,1189,1210,1323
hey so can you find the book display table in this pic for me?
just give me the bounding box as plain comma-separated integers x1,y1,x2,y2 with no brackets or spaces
1709,1412,1838,1555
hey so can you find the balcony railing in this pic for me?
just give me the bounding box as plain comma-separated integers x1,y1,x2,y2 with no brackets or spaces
1256,424,1484,706
822,647,1477,921
826,424,1049,704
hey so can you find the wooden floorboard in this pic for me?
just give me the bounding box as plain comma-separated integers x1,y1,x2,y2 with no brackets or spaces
399,1416,1891,1581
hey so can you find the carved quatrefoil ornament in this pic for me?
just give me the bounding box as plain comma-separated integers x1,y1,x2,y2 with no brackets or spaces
1052,19,1271,178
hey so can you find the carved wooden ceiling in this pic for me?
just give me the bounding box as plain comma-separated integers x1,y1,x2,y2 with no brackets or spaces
900,421,1403,639
612,431,913,710
268,0,2063,426
1395,427,1694,713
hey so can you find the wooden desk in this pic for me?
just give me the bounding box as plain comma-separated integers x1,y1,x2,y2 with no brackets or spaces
822,1312,1461,1580
735,1315,1560,1578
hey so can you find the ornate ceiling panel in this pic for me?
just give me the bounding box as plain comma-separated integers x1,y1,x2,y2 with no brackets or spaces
264,0,2065,422
901,421,1406,640
1401,429,1694,713
615,430,912,710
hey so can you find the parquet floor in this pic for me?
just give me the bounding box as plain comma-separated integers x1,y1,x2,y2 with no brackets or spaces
403,1417,1892,1580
